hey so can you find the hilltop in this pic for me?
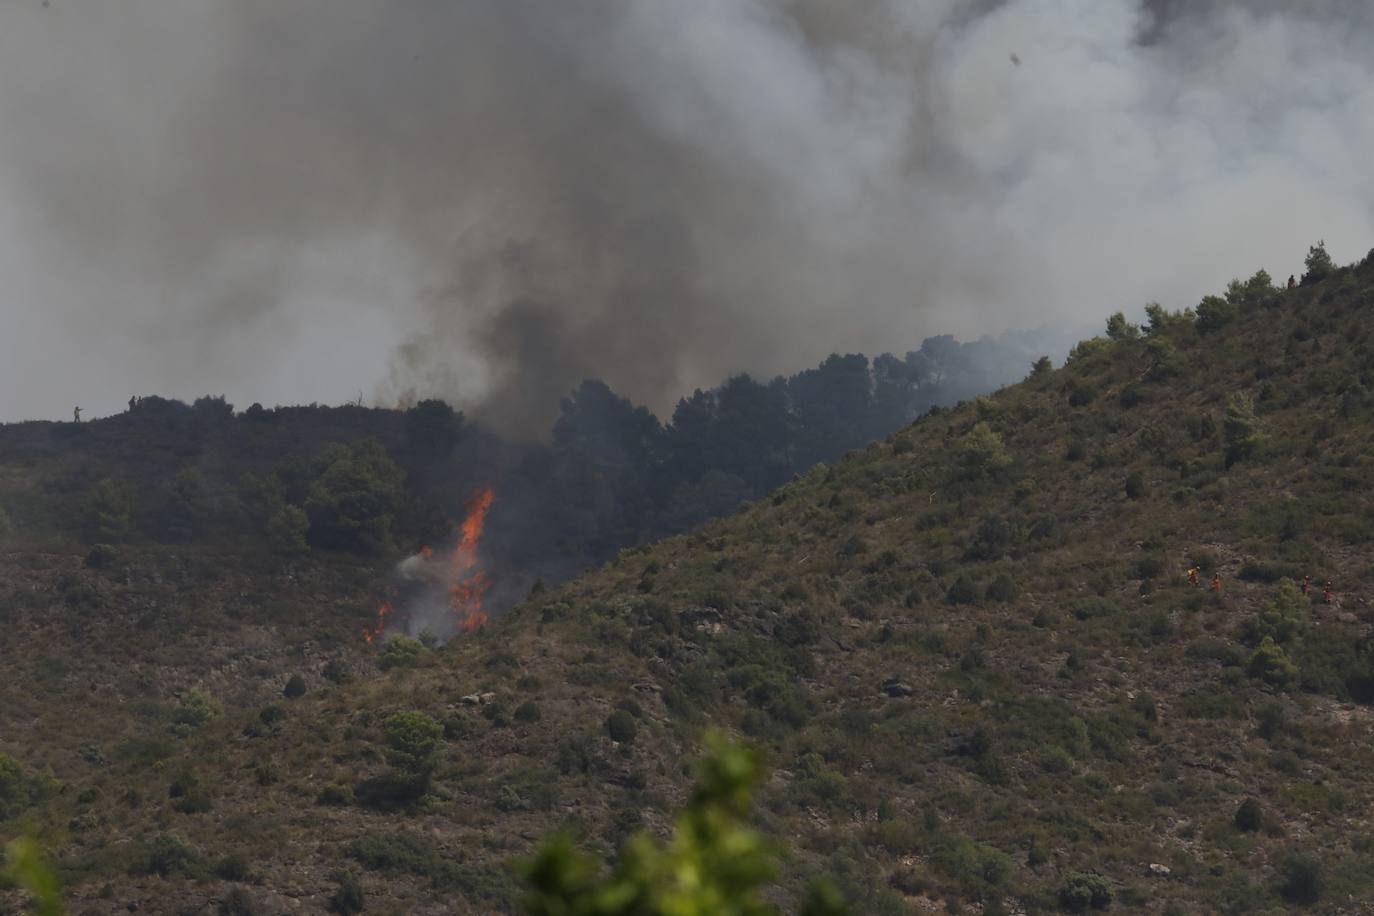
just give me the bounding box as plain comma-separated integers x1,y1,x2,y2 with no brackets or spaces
5,245,1374,913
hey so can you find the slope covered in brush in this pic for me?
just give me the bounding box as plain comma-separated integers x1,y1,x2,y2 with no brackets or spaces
5,247,1374,914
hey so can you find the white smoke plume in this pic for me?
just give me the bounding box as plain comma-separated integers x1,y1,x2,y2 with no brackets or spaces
1,1,1370,432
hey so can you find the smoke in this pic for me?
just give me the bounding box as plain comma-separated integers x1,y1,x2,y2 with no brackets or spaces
1,1,1371,431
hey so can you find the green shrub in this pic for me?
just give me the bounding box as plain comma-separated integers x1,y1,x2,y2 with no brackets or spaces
171,689,220,735
1223,393,1263,467
1068,383,1097,407
83,478,133,543
605,709,638,744
1279,853,1323,904
1119,385,1146,409
959,422,1012,478
1124,472,1146,500
282,674,307,699
930,833,1013,898
377,635,427,670
214,854,252,882
131,834,202,878
83,543,117,569
966,514,1014,562
329,872,365,915
985,574,1018,603
1247,637,1298,687
1245,579,1307,645
1233,798,1264,832
317,784,354,807
383,711,444,777
946,575,981,606
266,505,310,555
1058,872,1112,912
218,888,257,916
0,754,28,815
514,701,542,724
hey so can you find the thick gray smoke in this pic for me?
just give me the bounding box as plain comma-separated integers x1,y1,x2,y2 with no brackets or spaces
1,1,1371,432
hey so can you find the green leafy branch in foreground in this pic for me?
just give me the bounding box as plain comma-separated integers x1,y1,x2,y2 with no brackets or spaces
3,836,64,916
521,731,846,916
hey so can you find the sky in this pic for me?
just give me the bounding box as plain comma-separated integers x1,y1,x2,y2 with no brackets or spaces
1,0,1371,433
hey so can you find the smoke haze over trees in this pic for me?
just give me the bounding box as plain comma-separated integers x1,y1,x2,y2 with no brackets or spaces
1,332,1056,602
1,1,1372,429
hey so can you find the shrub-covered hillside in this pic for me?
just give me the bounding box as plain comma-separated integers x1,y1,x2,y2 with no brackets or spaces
5,245,1374,914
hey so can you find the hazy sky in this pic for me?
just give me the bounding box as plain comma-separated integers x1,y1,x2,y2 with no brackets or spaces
1,1,1371,431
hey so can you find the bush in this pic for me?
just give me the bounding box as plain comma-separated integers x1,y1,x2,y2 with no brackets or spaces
132,834,201,878
83,477,132,543
1245,579,1307,645
218,888,257,916
1068,383,1097,407
959,422,1012,478
985,573,1018,603
514,701,542,724
930,833,1013,898
606,709,638,744
946,575,981,606
966,514,1014,561
1233,798,1264,832
171,689,220,735
383,711,445,777
329,872,366,915
84,543,118,569
214,854,252,882
377,635,427,670
1124,472,1146,500
1059,872,1113,912
282,674,307,699
266,505,310,555
1279,853,1323,904
1248,637,1298,687
1223,393,1262,467
317,783,354,807
0,753,28,815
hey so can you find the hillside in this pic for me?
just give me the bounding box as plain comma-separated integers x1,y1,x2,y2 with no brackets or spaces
5,247,1374,914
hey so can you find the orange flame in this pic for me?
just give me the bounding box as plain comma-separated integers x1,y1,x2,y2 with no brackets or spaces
363,601,393,644
364,488,495,645
448,489,495,632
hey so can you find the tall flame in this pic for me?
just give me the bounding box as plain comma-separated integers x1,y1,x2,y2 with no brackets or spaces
364,487,496,644
448,488,495,632
363,601,393,644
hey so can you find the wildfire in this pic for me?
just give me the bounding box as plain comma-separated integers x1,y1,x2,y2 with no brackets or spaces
364,487,496,644
447,488,495,632
363,601,393,644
